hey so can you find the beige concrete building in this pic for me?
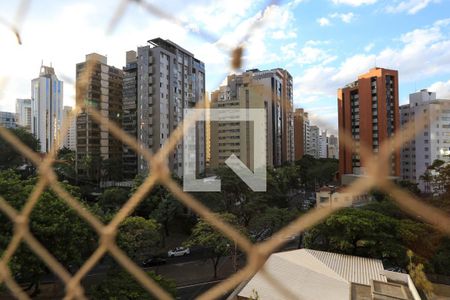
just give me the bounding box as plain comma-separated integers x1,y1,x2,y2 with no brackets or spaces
210,68,294,170
293,108,311,161
62,106,76,151
75,53,123,179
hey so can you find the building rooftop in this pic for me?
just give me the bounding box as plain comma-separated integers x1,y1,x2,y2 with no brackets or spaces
148,37,195,57
234,249,420,300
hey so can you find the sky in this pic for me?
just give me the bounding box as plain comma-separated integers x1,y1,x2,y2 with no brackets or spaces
1,0,450,134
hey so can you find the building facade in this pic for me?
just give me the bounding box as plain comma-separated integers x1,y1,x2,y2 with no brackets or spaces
134,38,206,178
31,65,63,152
294,108,311,161
15,98,32,131
338,67,400,177
121,50,139,179
75,53,123,180
319,130,328,158
327,134,339,159
62,106,76,151
210,68,294,169
400,89,450,189
309,125,320,158
0,111,17,128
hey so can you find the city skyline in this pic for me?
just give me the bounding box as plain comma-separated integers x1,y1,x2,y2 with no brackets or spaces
1,0,450,135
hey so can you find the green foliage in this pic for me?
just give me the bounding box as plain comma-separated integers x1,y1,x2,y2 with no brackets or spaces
54,147,76,182
0,127,40,170
98,187,130,213
117,217,161,262
101,158,123,182
88,269,176,300
149,195,183,237
432,163,450,197
296,156,338,191
407,250,434,298
362,200,408,219
397,180,421,196
249,207,300,236
130,175,184,237
0,170,96,294
185,213,245,278
430,238,450,276
304,208,434,268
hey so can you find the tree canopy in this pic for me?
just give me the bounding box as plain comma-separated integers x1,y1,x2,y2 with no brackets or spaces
0,170,96,295
88,269,176,300
0,127,40,170
117,216,161,262
185,213,245,278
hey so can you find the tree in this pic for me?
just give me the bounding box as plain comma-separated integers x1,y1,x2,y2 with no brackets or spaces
54,147,76,183
304,208,434,268
185,213,245,278
249,207,300,238
0,127,40,170
430,237,450,276
0,170,96,296
295,156,338,192
98,187,130,213
397,180,421,196
88,269,176,300
150,195,183,237
117,217,161,262
432,163,450,197
214,167,251,212
101,158,123,182
420,170,433,194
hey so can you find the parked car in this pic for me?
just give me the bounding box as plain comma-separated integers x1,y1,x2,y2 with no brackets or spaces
142,257,167,267
168,247,190,257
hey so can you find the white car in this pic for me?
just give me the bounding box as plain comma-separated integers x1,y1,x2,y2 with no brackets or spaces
168,247,190,257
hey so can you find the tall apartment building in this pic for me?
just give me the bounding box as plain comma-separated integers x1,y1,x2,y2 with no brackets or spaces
319,130,328,158
128,38,206,178
15,98,32,131
400,89,450,188
327,134,339,159
294,108,311,160
309,125,320,158
338,67,400,177
0,111,17,128
122,50,139,179
210,68,294,169
62,106,76,151
31,65,63,152
75,53,123,179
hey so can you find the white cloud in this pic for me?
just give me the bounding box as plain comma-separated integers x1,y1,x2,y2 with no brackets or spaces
293,17,450,115
364,42,375,52
317,17,331,26
386,0,437,15
331,0,377,6
428,80,450,99
291,17,449,133
330,12,356,23
0,0,300,111
318,12,356,27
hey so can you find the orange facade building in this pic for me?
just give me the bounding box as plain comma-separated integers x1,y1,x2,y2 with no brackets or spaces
338,68,400,177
